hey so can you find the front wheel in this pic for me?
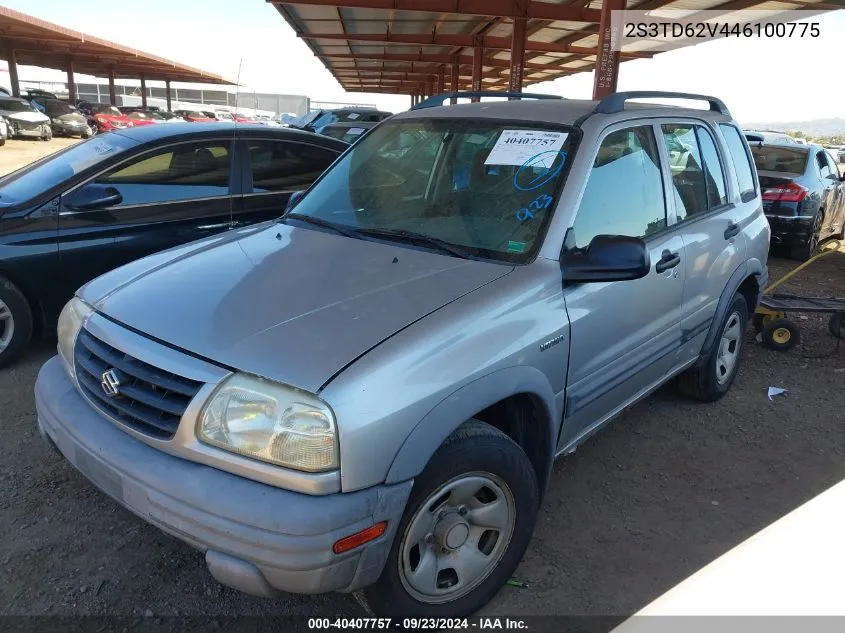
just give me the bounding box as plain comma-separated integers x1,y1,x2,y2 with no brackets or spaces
358,421,538,617
0,276,33,368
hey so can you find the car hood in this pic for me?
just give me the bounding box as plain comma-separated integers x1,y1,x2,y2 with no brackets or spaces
53,112,87,123
82,224,512,392
3,110,49,123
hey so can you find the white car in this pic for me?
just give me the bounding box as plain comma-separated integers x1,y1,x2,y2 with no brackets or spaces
613,478,845,625
0,117,8,145
0,96,51,140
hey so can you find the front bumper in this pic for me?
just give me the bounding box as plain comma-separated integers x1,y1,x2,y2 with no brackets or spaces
765,214,814,248
9,123,46,138
36,355,412,596
52,121,90,136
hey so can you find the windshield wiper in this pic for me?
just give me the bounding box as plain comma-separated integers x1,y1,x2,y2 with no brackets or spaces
282,213,361,240
354,228,474,260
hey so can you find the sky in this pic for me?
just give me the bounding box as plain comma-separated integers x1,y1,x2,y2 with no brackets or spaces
4,0,844,124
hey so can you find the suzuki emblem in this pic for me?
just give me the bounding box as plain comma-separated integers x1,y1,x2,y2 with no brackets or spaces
100,369,121,398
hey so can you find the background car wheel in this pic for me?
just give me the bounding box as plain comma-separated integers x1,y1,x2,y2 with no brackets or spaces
677,293,748,402
791,212,823,261
761,318,800,352
358,420,539,618
828,313,845,340
0,277,33,368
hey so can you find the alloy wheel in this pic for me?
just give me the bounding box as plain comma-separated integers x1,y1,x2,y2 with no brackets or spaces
0,298,15,353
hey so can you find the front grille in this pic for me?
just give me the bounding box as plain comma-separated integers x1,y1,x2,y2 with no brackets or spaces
73,329,204,440
15,120,41,131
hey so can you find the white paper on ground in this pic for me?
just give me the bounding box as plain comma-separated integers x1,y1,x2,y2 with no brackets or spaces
485,130,568,167
768,386,787,400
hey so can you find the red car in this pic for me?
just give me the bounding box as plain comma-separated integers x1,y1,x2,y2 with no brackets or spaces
174,109,216,123
78,102,134,132
124,111,158,127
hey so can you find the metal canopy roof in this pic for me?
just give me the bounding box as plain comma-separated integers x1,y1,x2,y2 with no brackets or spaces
271,0,842,97
0,6,234,84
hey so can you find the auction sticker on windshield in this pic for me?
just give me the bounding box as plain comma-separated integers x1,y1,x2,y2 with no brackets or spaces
485,130,568,168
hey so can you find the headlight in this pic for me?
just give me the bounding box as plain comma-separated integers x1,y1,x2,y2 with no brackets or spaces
57,297,93,379
198,373,338,472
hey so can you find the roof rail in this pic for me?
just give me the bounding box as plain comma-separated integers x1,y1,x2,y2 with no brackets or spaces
413,91,563,110
594,91,730,116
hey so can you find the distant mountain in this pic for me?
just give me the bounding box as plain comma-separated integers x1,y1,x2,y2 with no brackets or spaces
742,118,845,137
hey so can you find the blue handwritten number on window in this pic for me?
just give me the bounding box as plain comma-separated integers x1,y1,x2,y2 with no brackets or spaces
516,193,554,222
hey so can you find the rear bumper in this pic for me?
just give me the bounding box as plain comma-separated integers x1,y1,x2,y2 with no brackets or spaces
35,355,412,597
765,214,814,248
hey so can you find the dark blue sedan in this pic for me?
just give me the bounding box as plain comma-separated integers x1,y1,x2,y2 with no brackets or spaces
752,142,845,260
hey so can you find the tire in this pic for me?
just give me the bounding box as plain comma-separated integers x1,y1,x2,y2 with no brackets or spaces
0,137,5,147
791,212,823,261
358,420,539,618
0,276,34,368
761,318,800,352
677,293,748,402
828,313,845,340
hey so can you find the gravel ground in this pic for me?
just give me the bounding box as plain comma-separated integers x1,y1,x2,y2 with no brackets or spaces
1,249,844,620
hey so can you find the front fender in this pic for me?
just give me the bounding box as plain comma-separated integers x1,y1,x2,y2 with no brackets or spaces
384,365,559,486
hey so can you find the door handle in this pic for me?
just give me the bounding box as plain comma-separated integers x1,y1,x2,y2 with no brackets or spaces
724,222,740,240
655,249,681,273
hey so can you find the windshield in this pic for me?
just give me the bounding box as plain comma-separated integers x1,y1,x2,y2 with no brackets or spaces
0,135,136,205
93,104,122,116
290,118,575,262
751,145,809,174
44,101,76,116
0,99,36,113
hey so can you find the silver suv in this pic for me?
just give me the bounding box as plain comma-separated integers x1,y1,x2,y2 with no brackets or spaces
36,91,769,617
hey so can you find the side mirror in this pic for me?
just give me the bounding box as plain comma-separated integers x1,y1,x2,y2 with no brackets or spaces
64,184,122,211
562,234,651,283
286,190,305,211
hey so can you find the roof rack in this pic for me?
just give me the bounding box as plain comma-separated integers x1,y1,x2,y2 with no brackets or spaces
594,91,730,116
413,91,563,110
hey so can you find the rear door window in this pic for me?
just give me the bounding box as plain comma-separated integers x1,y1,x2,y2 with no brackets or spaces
695,126,728,209
247,141,338,192
661,124,708,221
95,141,231,206
817,152,835,180
720,124,757,202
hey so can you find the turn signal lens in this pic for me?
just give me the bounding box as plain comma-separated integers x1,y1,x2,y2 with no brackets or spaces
333,522,387,554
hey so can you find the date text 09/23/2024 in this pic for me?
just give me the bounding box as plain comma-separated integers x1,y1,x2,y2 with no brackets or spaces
307,618,529,630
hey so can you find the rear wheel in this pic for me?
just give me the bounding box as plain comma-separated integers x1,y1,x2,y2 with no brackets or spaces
0,277,33,368
791,212,823,261
678,293,748,402
358,421,538,617
828,313,845,340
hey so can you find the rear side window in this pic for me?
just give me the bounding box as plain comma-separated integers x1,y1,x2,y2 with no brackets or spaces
248,141,337,192
571,126,666,247
96,141,231,206
816,152,835,180
695,126,728,209
720,124,757,202
661,124,708,221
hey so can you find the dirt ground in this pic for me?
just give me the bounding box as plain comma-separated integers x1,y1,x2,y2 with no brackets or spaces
1,247,844,619
0,137,81,177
